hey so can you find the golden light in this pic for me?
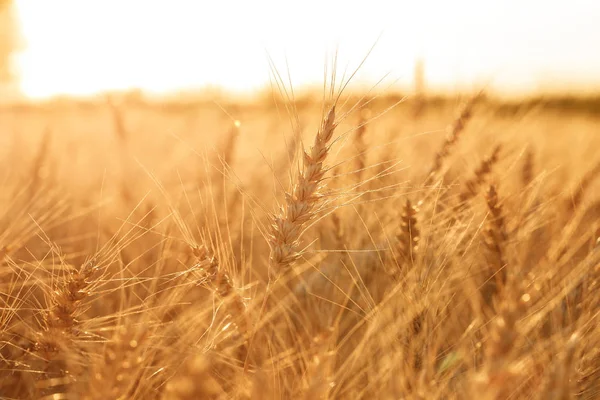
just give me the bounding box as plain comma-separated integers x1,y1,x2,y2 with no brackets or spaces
12,0,600,99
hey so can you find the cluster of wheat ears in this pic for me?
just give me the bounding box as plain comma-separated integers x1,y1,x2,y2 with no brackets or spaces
0,79,599,399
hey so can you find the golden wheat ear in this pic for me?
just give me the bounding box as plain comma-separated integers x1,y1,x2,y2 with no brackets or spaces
480,184,509,308
459,145,502,204
32,258,99,399
388,198,420,277
425,93,481,185
190,243,249,358
268,105,337,280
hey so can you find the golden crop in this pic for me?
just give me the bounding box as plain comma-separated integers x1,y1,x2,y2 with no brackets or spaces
0,90,599,399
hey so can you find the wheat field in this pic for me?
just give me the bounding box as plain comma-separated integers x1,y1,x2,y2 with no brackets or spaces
0,86,599,399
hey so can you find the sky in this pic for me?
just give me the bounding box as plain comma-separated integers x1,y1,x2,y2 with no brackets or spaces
12,0,600,99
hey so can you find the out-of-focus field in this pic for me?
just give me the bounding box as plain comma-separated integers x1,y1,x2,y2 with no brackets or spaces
1,94,599,399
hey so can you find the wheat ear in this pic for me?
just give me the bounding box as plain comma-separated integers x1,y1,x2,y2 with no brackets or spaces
191,244,249,348
459,145,502,204
425,94,480,185
391,199,420,276
269,106,337,277
480,184,508,307
33,258,98,398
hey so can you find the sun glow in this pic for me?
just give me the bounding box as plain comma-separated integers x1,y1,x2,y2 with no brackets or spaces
12,0,600,99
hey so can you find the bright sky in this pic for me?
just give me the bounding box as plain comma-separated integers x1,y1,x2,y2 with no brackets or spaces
13,0,600,99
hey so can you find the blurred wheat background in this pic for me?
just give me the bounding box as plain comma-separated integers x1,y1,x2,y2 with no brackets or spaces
1,1,600,399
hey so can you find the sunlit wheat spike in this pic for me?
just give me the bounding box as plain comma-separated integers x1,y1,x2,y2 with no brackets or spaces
425,92,482,185
33,257,99,398
191,244,249,346
268,105,336,278
480,184,508,306
392,198,420,275
459,145,502,203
